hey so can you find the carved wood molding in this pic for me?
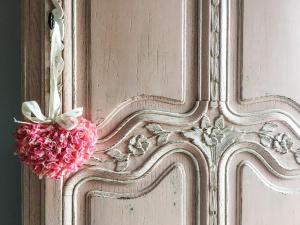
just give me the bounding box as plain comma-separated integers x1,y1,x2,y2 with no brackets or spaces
65,148,205,225
97,117,300,170
257,122,300,164
217,142,300,225
95,101,209,150
219,0,300,135
210,0,220,108
85,164,185,225
234,0,300,111
87,113,300,225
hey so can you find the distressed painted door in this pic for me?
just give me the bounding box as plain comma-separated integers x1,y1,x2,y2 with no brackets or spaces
22,0,300,225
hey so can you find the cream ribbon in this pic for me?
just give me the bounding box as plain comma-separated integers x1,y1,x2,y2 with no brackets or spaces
16,6,83,130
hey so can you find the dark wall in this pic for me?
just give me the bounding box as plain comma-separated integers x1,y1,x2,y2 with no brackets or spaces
0,1,21,225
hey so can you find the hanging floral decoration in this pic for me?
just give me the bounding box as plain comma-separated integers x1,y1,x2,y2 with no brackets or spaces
14,2,97,179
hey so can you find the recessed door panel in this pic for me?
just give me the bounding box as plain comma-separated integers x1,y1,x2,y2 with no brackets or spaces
73,0,208,138
223,0,300,127
221,149,300,225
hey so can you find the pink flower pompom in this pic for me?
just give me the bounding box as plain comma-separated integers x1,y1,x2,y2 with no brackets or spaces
15,118,97,179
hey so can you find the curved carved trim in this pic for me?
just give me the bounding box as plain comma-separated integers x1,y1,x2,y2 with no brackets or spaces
95,114,300,175
71,0,209,144
86,163,185,199
238,162,300,195
97,94,191,134
99,124,173,172
65,143,208,192
94,114,241,225
221,87,300,136
220,101,300,139
104,116,300,166
64,144,208,225
85,164,186,225
234,0,300,112
239,94,300,110
84,111,300,225
218,142,300,225
257,122,300,164
95,114,239,172
93,113,300,224
105,134,151,172
219,142,300,184
96,100,208,150
219,0,300,133
236,161,300,225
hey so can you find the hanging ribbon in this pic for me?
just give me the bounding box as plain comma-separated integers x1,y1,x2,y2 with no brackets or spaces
16,5,83,130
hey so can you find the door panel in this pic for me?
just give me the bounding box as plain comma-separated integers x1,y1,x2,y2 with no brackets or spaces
64,147,209,225
219,0,300,224
240,165,300,225
241,0,300,104
220,149,300,225
87,166,185,225
222,0,300,130
73,0,209,139
62,0,210,224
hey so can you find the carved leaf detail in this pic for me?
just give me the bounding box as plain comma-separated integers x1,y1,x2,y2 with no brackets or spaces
258,123,294,155
257,122,300,165
145,124,172,145
215,128,241,154
204,133,216,146
157,132,170,145
260,122,278,133
146,124,165,134
106,149,129,172
214,116,224,130
182,128,203,147
128,145,144,156
115,161,129,172
201,116,210,129
106,149,128,162
259,134,273,148
128,135,149,156
274,133,293,154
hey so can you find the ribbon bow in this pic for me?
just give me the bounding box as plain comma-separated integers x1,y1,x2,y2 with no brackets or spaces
16,5,83,130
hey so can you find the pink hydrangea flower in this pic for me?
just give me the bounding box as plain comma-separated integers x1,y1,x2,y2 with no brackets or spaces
15,118,97,179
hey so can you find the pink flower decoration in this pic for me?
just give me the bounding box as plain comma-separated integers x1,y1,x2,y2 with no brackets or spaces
15,118,97,179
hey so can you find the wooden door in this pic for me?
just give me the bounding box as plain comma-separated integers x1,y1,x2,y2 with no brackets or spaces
22,0,300,225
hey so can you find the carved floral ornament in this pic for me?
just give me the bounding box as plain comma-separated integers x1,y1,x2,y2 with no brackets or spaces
89,113,300,225
91,115,300,172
